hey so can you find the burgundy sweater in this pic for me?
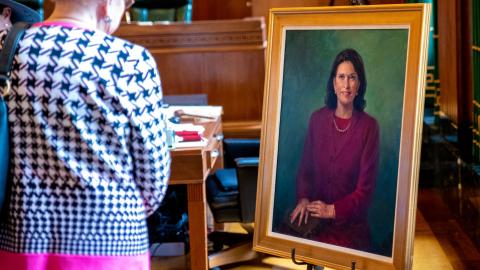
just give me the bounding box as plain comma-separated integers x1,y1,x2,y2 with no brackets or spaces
296,107,380,250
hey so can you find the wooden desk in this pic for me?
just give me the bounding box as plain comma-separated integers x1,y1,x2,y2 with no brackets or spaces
168,107,224,270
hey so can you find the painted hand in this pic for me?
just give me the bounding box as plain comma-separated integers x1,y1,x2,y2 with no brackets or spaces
290,198,310,227
306,200,335,219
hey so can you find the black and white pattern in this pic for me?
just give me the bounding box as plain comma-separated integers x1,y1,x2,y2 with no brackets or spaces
0,25,170,255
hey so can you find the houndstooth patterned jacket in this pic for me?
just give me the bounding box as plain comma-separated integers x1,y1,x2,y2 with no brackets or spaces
0,24,170,256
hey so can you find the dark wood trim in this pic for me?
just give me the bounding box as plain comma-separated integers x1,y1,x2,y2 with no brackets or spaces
458,0,473,161
437,0,473,160
116,19,265,50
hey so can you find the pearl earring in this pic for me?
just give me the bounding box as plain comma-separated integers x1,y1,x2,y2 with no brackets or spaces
104,16,112,24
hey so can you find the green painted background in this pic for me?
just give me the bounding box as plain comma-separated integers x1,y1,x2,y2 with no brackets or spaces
271,29,408,257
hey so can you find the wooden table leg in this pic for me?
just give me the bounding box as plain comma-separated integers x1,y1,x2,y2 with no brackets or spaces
187,182,208,270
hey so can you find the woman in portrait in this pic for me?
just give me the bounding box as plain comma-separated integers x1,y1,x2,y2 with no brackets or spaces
289,48,380,252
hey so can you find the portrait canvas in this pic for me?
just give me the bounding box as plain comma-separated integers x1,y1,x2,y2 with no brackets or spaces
253,4,431,270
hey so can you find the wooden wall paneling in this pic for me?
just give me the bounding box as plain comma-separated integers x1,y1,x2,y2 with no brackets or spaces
157,51,265,121
50,0,253,22
437,0,473,159
192,0,253,20
251,0,405,29
43,0,54,18
437,0,459,123
252,0,330,24
459,0,473,160
189,0,407,22
114,18,266,138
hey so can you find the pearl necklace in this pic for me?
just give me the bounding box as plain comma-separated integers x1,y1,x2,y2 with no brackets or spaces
333,115,351,133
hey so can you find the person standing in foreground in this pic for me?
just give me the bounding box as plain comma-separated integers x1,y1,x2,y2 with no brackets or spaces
0,0,171,269
289,48,380,252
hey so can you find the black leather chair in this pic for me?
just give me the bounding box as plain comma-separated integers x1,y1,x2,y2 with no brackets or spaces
206,138,260,268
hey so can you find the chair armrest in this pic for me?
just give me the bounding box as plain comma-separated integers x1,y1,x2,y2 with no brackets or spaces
234,157,259,168
223,138,260,168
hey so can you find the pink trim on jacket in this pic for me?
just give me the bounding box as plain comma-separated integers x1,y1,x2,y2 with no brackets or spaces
31,21,91,30
0,250,150,270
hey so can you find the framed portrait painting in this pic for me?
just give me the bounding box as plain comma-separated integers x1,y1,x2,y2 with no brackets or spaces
253,4,430,270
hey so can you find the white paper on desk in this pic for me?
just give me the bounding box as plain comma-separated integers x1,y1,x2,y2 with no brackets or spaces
168,123,205,134
164,106,222,119
173,138,208,148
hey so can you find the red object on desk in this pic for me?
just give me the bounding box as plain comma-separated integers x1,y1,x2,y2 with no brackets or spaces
179,135,202,141
175,131,202,142
176,131,200,136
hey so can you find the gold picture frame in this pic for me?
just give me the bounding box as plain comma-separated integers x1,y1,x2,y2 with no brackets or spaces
253,4,430,270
